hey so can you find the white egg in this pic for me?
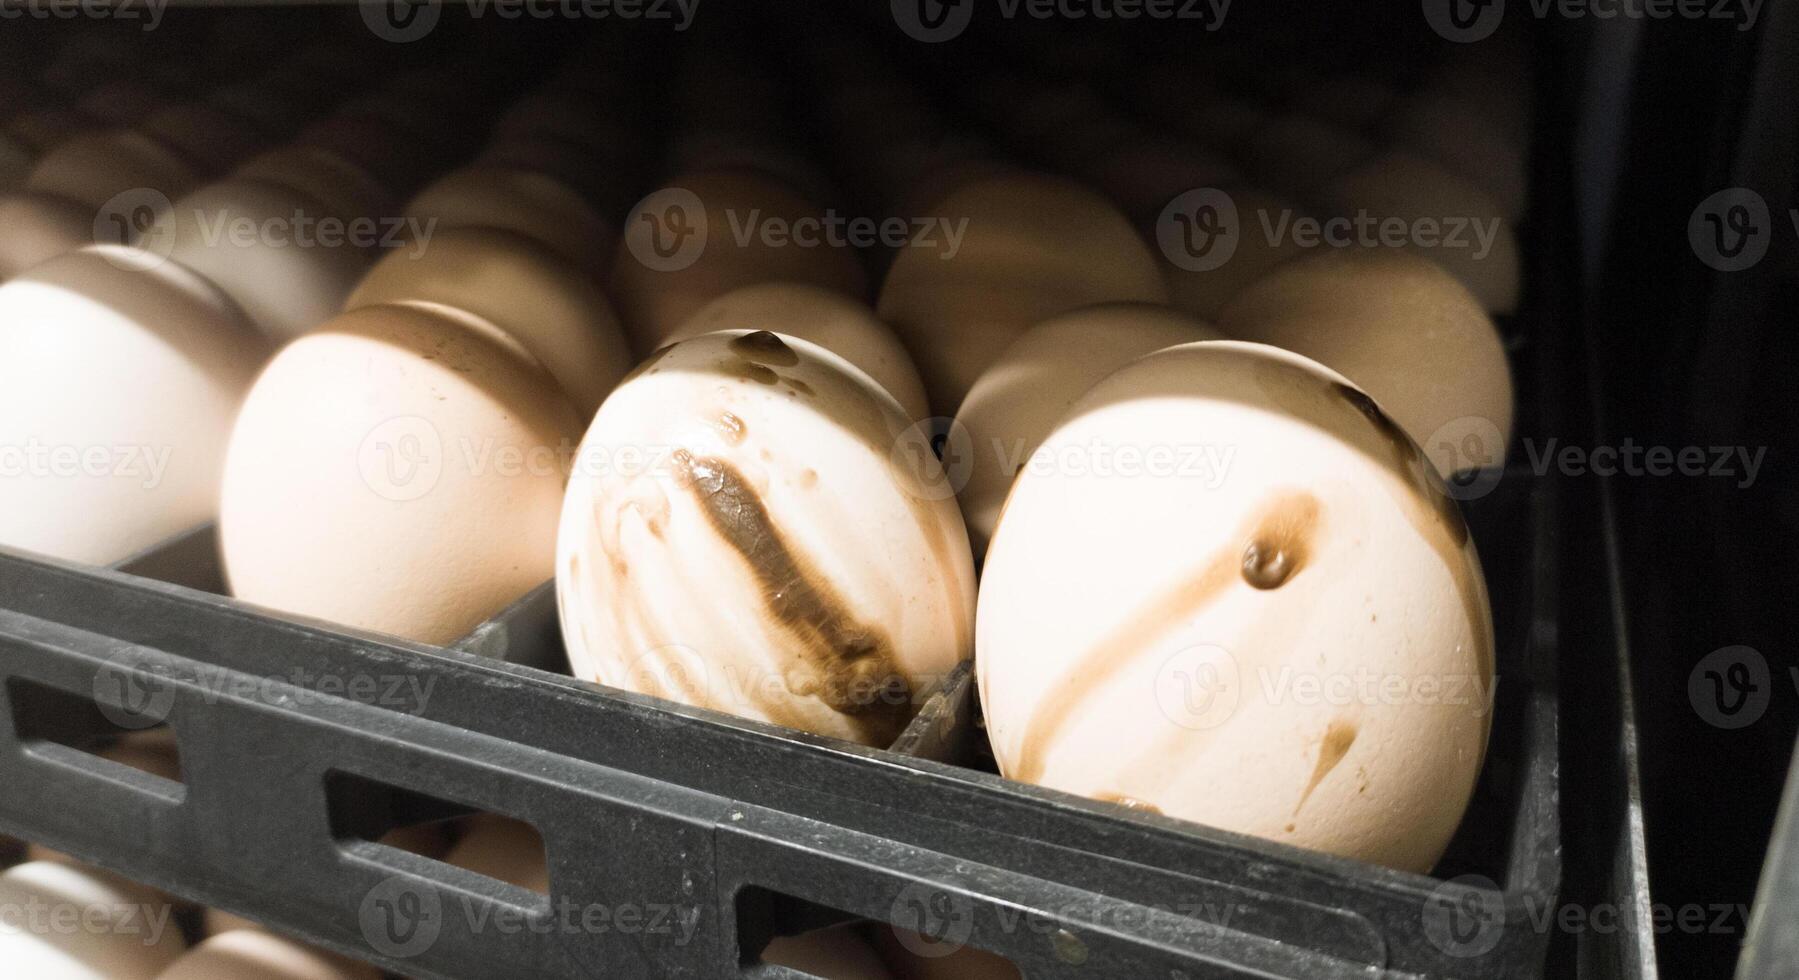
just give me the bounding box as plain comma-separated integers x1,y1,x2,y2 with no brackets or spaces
556,330,974,746
26,129,199,211
1222,248,1514,476
156,931,378,980
149,178,374,342
668,282,930,421
345,225,632,416
954,303,1223,559
875,171,1167,415
220,304,582,645
0,247,267,564
0,862,187,979
609,170,869,354
978,341,1493,873
1316,151,1521,315
404,166,612,278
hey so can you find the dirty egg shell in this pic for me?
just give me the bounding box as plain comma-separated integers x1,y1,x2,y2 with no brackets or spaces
220,304,583,646
668,281,931,422
954,303,1223,560
0,246,267,565
977,341,1493,873
1221,248,1514,478
556,330,975,747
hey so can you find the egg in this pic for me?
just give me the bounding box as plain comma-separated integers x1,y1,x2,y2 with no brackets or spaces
220,305,582,645
763,925,892,979
0,861,187,979
1157,184,1312,319
977,341,1493,873
954,303,1223,559
870,927,1022,980
556,330,974,746
139,104,268,175
1221,248,1514,476
609,169,870,353
1240,114,1377,198
1316,151,1521,314
404,166,612,278
0,192,93,280
156,931,378,980
0,246,267,565
876,172,1168,414
234,147,396,227
149,178,373,342
345,226,632,415
1383,91,1528,223
26,130,199,211
668,282,930,421
441,815,549,894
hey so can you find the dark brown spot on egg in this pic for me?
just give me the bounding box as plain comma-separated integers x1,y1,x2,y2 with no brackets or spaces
1240,493,1319,590
722,361,781,386
786,378,815,397
670,450,913,744
729,330,799,366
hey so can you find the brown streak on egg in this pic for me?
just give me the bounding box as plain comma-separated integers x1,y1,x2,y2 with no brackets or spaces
1011,492,1324,785
728,330,800,366
1294,719,1358,815
671,449,912,744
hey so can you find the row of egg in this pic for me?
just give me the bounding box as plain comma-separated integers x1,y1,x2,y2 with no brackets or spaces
0,731,1015,978
0,31,1501,874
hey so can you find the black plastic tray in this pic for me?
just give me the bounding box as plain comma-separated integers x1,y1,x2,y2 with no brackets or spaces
0,435,1560,980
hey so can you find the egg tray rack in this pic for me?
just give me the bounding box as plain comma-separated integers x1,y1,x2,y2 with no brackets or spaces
0,426,1561,980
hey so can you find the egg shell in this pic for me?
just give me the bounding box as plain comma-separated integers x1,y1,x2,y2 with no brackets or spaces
1316,151,1521,315
1221,248,1514,476
610,170,870,353
977,341,1493,873
0,246,267,565
0,861,187,979
441,814,549,894
1240,114,1377,199
150,178,374,342
346,225,632,415
234,147,396,227
1158,184,1313,320
220,304,582,645
871,927,1023,980
954,303,1223,559
0,192,93,280
669,282,930,421
404,166,613,278
157,931,378,980
556,330,975,746
1383,91,1528,223
763,924,892,979
27,130,199,211
876,172,1168,414
140,104,268,175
